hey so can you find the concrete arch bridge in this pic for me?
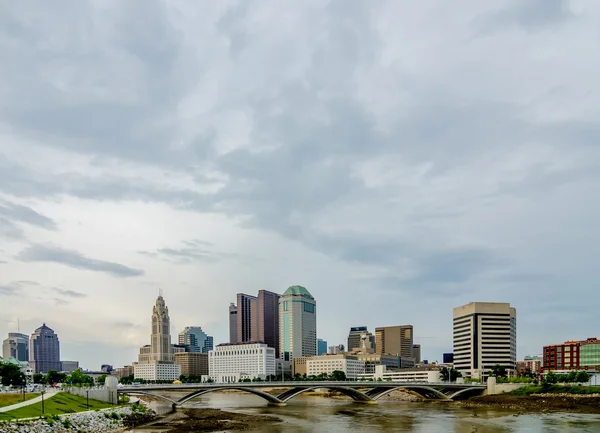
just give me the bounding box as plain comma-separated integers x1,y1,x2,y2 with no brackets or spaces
118,381,486,407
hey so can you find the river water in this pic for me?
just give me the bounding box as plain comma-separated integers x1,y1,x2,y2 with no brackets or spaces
176,393,600,433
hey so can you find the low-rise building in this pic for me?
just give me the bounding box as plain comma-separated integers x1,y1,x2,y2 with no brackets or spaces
292,357,308,376
517,355,542,375
306,354,365,379
357,365,441,383
543,338,600,372
352,353,401,374
208,342,276,383
176,352,209,377
116,365,134,379
133,362,181,382
60,361,79,374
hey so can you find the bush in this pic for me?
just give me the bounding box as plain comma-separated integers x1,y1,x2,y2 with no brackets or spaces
62,418,72,428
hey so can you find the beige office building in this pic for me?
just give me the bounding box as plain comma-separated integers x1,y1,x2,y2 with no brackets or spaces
375,325,414,358
453,302,517,379
175,352,209,377
306,354,365,379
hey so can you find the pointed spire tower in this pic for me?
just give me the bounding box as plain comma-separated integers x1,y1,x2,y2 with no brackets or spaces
150,294,174,362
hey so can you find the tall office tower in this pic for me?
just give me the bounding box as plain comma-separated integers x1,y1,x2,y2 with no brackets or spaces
236,293,258,343
229,303,238,343
453,302,517,379
317,338,328,355
178,326,213,353
257,290,280,354
413,344,421,363
135,295,180,381
279,286,317,361
375,325,414,358
348,326,376,352
2,332,29,362
150,295,174,362
29,324,60,374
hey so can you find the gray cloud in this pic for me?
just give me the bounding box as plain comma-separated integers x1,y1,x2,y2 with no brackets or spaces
0,286,17,296
1,0,599,366
52,287,87,298
0,199,56,230
17,245,144,278
53,298,69,306
141,239,240,265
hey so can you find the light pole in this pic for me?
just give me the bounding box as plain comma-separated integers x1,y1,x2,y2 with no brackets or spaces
41,390,45,415
86,390,89,410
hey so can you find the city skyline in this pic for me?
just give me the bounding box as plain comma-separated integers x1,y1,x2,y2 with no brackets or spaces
2,1,600,370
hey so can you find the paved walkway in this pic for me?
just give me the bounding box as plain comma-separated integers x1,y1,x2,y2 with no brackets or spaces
0,391,60,413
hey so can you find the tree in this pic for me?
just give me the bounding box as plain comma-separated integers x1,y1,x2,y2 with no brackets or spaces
439,367,462,382
66,369,94,387
97,374,107,386
329,370,346,381
576,371,590,384
33,373,45,384
489,364,507,379
543,371,558,385
119,374,134,385
0,362,26,387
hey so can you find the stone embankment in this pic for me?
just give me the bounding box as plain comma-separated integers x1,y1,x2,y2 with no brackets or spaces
0,406,156,433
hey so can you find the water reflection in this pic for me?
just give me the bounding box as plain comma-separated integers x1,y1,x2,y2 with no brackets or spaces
176,393,600,433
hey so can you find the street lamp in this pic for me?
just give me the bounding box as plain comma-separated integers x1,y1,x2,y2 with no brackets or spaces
85,390,89,410
41,390,45,415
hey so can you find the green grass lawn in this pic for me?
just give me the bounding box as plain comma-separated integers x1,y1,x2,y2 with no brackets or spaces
0,392,114,421
0,393,40,409
507,385,600,396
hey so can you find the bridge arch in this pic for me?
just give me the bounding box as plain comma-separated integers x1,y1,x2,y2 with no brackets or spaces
276,386,373,403
447,387,485,400
365,386,450,401
119,390,178,405
178,387,283,406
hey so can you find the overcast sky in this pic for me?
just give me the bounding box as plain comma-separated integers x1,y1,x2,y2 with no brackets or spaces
1,0,599,370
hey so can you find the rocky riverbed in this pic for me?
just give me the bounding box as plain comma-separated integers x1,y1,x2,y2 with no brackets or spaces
0,406,156,433
134,408,281,432
456,393,600,413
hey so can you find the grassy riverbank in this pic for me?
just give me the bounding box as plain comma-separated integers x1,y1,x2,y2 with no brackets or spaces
0,393,40,409
506,385,600,395
0,393,114,421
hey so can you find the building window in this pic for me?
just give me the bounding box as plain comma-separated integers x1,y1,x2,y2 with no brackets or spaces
283,301,289,311
303,302,315,313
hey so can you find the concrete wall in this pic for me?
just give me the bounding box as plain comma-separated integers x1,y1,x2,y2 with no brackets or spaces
486,377,531,395
63,376,119,404
63,386,118,404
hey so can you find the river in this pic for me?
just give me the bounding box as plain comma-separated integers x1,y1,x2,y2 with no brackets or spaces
159,393,600,433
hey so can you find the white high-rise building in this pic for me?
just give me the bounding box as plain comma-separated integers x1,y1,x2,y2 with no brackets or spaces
208,342,276,383
453,302,517,379
134,295,180,381
279,286,317,362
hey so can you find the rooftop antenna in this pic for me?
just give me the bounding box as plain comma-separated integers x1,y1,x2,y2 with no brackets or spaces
159,288,163,297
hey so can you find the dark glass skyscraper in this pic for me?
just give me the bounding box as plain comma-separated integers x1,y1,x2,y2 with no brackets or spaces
29,324,60,374
230,290,280,355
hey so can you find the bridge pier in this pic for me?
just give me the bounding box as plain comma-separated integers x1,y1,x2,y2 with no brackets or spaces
268,402,287,407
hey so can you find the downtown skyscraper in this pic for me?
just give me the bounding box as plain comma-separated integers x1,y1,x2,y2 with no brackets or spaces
229,290,280,355
279,285,317,361
134,294,180,381
29,324,60,374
